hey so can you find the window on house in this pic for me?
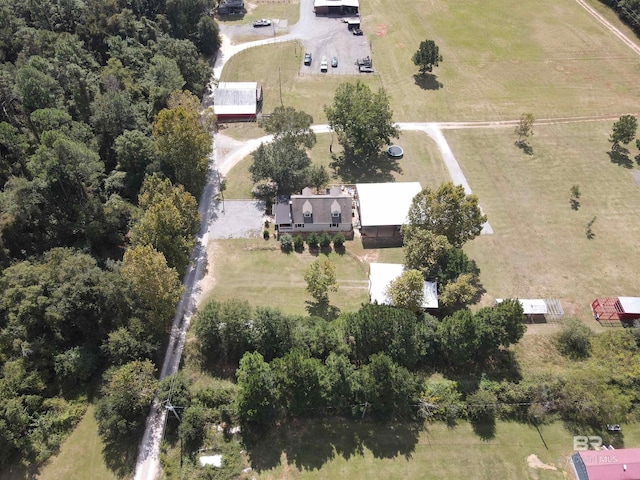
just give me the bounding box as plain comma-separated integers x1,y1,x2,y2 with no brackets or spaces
304,211,312,217
295,223,304,228
331,223,339,228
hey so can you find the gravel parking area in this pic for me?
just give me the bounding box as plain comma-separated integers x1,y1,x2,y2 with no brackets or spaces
298,16,372,75
210,200,266,239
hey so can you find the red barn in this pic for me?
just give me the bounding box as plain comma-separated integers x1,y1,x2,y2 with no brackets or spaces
213,82,262,122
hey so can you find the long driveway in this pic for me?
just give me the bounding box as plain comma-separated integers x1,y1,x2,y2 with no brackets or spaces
133,1,640,478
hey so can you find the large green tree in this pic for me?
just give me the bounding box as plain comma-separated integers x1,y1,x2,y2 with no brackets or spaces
94,360,157,441
153,90,213,198
250,137,312,197
412,39,442,74
235,351,277,434
129,174,200,275
304,257,338,304
609,114,638,151
385,269,425,313
122,244,183,336
324,80,399,181
402,228,451,278
405,182,486,248
261,105,316,149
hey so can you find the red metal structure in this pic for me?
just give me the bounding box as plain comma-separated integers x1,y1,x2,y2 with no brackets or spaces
592,297,640,326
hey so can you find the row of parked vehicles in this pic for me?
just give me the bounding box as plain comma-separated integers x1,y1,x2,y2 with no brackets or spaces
304,53,338,71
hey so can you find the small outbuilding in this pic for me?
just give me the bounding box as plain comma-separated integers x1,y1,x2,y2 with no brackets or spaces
495,298,564,323
213,82,262,122
571,447,640,480
218,0,244,14
355,182,422,247
592,296,640,325
313,0,359,15
368,263,438,310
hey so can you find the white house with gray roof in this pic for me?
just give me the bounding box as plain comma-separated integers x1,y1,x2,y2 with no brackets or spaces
274,187,353,237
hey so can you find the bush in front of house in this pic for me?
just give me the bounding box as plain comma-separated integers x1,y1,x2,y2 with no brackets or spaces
294,235,305,252
263,229,270,240
332,232,345,249
319,232,332,249
280,234,293,252
307,232,319,250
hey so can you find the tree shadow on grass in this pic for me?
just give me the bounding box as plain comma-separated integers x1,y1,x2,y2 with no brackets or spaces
515,140,533,155
608,148,633,168
330,152,402,184
471,416,496,440
305,299,340,321
102,434,140,478
413,73,443,90
570,198,580,211
245,418,423,473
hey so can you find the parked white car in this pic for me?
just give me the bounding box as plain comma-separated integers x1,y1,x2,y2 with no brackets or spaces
320,56,328,72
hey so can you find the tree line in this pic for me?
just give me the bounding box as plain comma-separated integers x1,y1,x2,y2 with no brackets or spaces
0,0,219,468
192,299,526,436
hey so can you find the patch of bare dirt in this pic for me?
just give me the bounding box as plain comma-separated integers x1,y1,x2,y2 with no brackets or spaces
198,242,220,306
526,454,557,470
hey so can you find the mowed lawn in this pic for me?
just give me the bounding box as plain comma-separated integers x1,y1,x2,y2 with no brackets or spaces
220,0,640,122
449,120,640,319
35,405,128,480
362,0,640,121
250,419,570,480
223,129,448,199
200,238,370,315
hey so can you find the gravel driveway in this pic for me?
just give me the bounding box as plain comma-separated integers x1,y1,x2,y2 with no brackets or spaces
209,200,266,239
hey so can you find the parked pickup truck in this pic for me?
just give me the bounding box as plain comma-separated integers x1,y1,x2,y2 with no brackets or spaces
253,18,271,27
320,56,328,72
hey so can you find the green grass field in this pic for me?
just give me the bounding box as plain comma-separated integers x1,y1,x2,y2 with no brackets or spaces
34,405,128,480
200,238,370,315
220,1,640,122
249,419,571,480
448,120,640,319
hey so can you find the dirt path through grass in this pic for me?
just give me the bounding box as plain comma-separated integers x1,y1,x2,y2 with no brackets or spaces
574,0,640,57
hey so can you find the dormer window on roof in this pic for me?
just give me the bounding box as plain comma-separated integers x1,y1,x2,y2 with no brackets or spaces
303,200,313,217
331,200,341,217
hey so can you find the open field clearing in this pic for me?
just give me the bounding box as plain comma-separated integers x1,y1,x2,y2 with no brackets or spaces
364,0,640,121
249,418,569,480
447,121,640,320
219,0,640,122
199,238,370,315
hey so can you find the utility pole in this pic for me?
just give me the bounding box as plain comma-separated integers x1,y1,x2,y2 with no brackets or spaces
279,66,283,106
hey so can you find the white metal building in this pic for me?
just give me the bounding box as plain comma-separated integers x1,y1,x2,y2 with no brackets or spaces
368,262,438,309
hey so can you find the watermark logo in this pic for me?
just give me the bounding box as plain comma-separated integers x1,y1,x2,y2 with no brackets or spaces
573,435,603,451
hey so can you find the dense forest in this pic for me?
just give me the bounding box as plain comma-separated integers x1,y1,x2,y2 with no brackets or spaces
0,0,219,468
601,0,640,34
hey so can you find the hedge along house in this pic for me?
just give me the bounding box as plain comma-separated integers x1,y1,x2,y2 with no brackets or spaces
355,182,422,248
213,82,262,122
313,0,359,15
274,186,354,238
368,263,438,311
